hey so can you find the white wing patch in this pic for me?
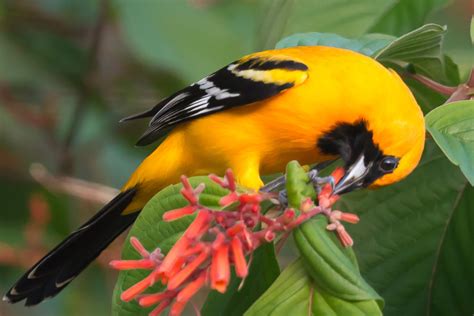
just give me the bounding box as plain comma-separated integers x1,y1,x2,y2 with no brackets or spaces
196,77,240,100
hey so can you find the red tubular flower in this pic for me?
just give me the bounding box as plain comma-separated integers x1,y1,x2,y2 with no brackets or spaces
169,301,187,316
226,223,245,236
138,291,175,307
130,236,150,258
176,271,207,302
219,191,239,206
209,174,227,187
231,237,248,278
264,230,276,242
279,208,296,224
149,300,172,316
163,256,186,285
158,237,190,277
120,270,160,302
181,188,198,205
168,249,209,290
339,212,360,224
210,243,230,293
184,210,211,239
336,225,354,247
225,168,236,191
163,205,197,221
109,259,155,270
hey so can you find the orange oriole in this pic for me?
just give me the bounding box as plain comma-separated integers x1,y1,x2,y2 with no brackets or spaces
5,46,425,305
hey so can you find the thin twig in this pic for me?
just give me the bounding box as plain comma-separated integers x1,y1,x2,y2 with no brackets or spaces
30,163,118,204
0,85,55,128
60,0,108,172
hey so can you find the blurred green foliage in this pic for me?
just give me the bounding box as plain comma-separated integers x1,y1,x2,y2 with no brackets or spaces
0,0,471,315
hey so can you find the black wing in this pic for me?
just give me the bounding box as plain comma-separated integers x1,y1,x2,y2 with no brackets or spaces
121,56,309,146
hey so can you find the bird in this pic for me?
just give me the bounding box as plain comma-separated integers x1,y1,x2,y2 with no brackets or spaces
4,46,425,306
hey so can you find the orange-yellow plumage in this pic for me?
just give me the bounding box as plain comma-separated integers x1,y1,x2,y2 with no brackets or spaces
122,46,425,213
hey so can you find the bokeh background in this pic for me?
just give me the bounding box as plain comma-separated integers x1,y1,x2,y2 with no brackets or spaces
0,0,472,315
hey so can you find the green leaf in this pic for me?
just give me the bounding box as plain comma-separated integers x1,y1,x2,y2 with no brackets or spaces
201,242,280,316
294,218,382,305
368,0,449,36
428,185,474,316
112,176,229,316
245,259,313,316
245,259,382,316
425,100,474,185
338,141,474,315
374,23,447,79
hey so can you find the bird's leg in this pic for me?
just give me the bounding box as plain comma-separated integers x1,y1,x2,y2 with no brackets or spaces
307,169,335,194
277,190,288,206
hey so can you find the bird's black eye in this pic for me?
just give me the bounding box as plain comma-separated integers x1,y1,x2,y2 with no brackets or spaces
379,156,399,173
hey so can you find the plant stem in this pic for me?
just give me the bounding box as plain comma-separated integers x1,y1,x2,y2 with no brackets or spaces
405,73,457,96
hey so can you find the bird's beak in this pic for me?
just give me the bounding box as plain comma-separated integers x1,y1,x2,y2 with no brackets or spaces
333,155,371,195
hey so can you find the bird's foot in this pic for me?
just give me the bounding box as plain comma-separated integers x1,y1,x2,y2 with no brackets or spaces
308,169,335,193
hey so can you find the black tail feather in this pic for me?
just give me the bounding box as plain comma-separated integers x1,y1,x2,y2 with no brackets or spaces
119,106,160,122
4,188,139,306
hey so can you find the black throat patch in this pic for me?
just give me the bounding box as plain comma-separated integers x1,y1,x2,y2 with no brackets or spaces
317,120,383,167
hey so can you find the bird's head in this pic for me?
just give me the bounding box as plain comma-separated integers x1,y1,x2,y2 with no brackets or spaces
318,109,425,194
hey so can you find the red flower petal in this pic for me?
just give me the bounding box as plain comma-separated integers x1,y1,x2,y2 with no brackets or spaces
337,226,354,247
149,300,172,316
264,230,276,242
340,212,360,224
109,259,155,270
209,174,226,187
158,237,190,277
181,187,198,205
120,270,159,302
185,210,211,240
226,223,244,236
231,237,248,278
225,169,236,191
176,271,207,302
138,291,175,307
130,236,149,258
239,193,261,205
210,243,230,293
168,249,209,290
180,175,193,191
169,301,187,316
219,192,239,206
163,205,197,221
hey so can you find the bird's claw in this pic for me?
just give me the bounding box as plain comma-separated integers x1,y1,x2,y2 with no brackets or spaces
277,190,288,207
308,171,335,193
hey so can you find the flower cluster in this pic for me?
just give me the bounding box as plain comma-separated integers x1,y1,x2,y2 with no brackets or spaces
110,168,359,315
